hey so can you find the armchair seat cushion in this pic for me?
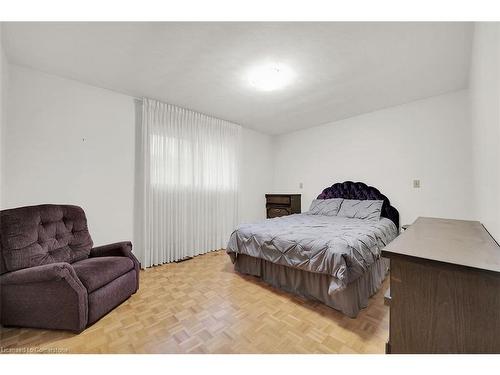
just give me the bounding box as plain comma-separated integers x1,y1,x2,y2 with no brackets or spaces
72,256,134,293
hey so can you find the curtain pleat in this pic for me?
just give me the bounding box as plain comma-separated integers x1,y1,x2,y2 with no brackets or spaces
139,98,241,268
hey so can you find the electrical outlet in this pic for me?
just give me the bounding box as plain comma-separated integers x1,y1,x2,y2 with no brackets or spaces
299,182,303,189
413,179,420,188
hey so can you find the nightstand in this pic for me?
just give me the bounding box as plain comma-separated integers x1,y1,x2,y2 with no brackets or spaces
265,194,301,218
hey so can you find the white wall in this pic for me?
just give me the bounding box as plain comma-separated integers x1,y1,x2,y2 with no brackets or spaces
5,26,498,245
0,24,8,207
239,127,274,223
273,90,473,228
4,65,136,246
469,23,500,241
3,65,274,247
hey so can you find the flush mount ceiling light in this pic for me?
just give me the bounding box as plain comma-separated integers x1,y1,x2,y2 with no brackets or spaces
246,63,295,92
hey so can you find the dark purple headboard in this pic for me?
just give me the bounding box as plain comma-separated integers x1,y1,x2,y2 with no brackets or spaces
317,181,399,229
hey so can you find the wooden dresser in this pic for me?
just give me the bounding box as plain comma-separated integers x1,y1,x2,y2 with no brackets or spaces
265,194,301,219
382,217,500,354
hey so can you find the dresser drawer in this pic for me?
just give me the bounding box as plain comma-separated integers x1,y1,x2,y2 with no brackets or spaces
267,207,291,218
266,195,291,205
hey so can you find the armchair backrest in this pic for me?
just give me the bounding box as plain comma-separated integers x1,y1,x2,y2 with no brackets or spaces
0,204,93,274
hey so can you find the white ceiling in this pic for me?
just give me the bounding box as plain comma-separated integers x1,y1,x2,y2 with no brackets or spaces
2,22,473,135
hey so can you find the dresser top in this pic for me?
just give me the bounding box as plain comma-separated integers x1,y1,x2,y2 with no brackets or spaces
382,217,500,273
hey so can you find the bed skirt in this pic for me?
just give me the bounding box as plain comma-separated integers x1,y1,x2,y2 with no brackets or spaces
233,254,389,318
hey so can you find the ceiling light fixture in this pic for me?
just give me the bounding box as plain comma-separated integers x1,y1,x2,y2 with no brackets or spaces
246,62,294,92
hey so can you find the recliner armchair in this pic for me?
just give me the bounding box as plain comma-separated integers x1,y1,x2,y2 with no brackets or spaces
0,204,140,332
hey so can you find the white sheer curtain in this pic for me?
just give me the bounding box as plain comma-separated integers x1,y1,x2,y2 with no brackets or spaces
139,98,241,267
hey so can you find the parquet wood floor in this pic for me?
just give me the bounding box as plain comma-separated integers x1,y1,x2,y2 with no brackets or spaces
0,250,389,354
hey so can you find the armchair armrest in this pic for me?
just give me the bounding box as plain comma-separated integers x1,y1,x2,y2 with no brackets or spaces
0,262,88,332
0,262,81,286
90,241,140,292
90,241,133,258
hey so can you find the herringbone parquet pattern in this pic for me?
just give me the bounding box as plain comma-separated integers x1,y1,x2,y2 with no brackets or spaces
0,250,389,353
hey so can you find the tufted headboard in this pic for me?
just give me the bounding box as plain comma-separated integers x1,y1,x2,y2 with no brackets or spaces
317,181,399,229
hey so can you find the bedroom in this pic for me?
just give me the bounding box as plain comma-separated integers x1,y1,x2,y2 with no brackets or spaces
1,0,500,371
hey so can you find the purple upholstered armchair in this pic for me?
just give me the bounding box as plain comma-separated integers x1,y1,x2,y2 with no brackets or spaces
0,204,140,332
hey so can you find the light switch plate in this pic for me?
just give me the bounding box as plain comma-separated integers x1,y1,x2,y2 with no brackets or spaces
299,182,304,189
413,179,420,188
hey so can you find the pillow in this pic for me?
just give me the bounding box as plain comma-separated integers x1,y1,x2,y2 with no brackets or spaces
337,199,383,221
307,198,343,216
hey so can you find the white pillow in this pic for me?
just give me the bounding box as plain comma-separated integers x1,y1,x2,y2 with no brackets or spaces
307,198,343,216
337,199,383,221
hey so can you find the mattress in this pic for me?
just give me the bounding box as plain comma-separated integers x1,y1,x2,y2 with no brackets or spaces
226,213,397,294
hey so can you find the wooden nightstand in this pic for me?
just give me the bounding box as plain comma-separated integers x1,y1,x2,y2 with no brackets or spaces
265,194,301,218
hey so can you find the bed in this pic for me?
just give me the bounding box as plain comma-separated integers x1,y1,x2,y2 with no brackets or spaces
226,181,399,318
